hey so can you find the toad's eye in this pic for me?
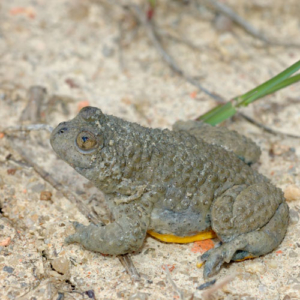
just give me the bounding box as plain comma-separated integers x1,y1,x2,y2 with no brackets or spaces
76,131,98,152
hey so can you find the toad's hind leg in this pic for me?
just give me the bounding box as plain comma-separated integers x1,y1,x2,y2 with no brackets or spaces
201,183,289,278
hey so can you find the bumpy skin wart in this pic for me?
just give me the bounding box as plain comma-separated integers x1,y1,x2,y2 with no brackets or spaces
173,120,261,164
50,107,289,278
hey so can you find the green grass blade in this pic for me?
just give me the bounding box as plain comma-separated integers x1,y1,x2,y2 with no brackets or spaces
197,102,236,125
238,59,300,105
242,73,300,102
198,60,300,125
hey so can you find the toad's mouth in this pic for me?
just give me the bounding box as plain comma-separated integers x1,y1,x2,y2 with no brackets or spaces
75,165,95,172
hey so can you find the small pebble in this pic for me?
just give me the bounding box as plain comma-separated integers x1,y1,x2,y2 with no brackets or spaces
0,237,11,247
293,284,300,290
3,266,14,273
129,292,148,300
267,260,278,269
7,168,16,175
214,14,233,32
56,293,64,300
117,291,125,298
258,284,267,293
289,209,299,225
68,4,89,21
102,45,114,57
156,281,166,287
284,185,300,201
289,251,298,258
51,256,69,274
143,248,155,255
29,183,46,193
245,262,266,274
85,290,95,299
40,191,52,201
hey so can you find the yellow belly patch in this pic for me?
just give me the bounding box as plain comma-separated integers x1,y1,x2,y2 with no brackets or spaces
147,229,217,244
235,255,255,262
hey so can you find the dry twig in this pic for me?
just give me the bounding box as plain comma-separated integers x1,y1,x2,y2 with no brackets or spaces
200,273,235,300
19,86,48,123
163,265,184,300
3,124,53,134
205,0,300,48
239,113,300,139
128,4,224,103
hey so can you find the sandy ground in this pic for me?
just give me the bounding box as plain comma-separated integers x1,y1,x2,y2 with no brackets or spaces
1,0,300,299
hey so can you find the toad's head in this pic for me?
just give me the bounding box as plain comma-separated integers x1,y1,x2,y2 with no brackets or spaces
50,106,106,178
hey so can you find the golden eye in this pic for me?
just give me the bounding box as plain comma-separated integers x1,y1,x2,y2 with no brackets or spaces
76,131,97,151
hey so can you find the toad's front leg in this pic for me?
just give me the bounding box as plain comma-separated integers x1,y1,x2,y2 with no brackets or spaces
65,201,152,255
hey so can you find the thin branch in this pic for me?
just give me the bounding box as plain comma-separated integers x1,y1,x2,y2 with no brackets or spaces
205,0,300,48
117,20,126,72
19,86,48,123
200,273,236,300
239,113,300,139
163,265,184,300
2,124,54,134
128,4,224,103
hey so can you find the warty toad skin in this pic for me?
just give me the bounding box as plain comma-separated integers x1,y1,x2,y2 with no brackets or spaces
50,106,289,278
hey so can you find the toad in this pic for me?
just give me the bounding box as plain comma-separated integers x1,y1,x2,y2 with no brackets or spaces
50,107,289,278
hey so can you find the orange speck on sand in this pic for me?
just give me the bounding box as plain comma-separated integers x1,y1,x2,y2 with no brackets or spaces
100,253,110,257
162,264,175,272
190,91,197,99
23,189,27,194
0,132,4,139
0,237,11,247
10,7,35,19
121,98,132,105
77,100,90,111
276,250,283,254
191,239,214,254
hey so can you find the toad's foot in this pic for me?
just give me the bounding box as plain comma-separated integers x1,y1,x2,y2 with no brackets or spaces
199,236,249,278
200,201,289,278
65,201,152,255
